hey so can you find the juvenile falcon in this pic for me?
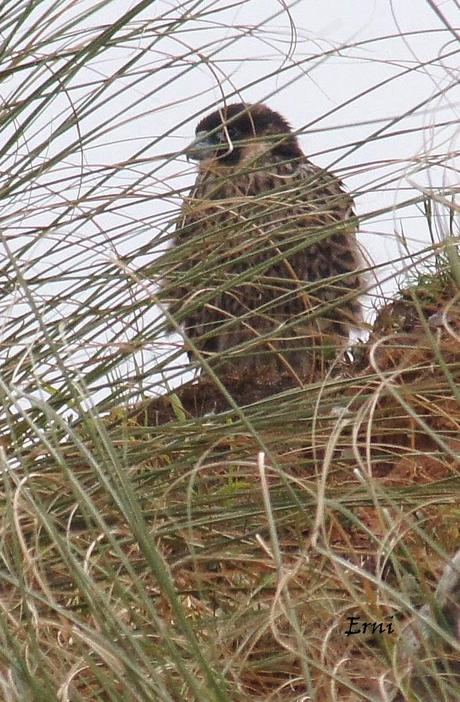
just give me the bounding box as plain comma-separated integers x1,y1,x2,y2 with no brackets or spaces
163,102,363,381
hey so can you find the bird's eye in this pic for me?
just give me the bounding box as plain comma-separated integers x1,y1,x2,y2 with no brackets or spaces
215,126,239,143
207,131,220,144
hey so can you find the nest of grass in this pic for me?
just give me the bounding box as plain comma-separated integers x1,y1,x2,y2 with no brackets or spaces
1,270,459,701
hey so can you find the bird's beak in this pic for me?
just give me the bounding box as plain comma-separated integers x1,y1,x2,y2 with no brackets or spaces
185,131,215,162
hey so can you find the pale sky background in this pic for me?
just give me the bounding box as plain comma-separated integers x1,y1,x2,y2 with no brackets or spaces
149,0,458,294
1,0,459,400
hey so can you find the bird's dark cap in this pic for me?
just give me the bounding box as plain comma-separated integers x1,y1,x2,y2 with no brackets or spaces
195,103,293,137
187,103,302,164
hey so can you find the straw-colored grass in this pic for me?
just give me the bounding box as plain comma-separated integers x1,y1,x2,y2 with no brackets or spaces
0,2,458,700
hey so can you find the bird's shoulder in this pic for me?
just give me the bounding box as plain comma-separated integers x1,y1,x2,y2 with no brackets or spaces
263,157,355,228
295,158,353,205
177,155,354,236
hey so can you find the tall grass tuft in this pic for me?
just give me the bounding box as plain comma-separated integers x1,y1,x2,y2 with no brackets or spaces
0,1,458,700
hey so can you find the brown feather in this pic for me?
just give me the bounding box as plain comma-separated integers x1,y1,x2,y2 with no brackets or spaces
163,103,363,380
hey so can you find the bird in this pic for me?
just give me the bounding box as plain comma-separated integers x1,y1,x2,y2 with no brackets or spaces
163,102,363,383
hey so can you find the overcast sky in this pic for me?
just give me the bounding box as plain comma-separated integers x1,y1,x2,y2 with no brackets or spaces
2,0,459,397
151,0,459,304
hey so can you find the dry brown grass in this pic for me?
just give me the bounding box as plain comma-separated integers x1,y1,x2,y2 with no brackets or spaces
2,273,458,701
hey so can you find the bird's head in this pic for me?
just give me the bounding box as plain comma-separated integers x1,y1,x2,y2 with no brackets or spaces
185,103,302,168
